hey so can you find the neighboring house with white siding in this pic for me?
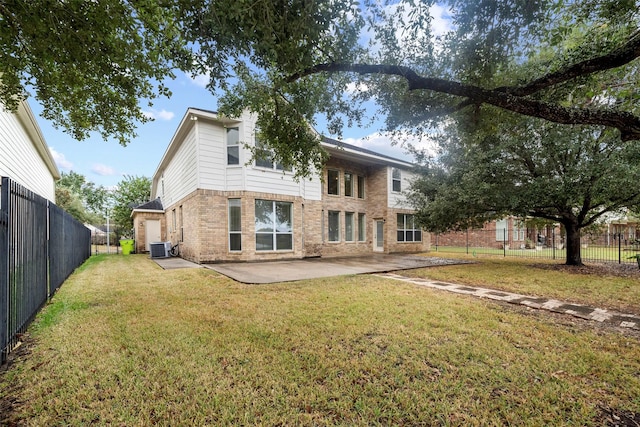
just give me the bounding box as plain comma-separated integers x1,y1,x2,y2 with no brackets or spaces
0,100,59,201
133,108,429,262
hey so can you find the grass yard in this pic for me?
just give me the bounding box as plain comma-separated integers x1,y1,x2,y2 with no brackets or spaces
1,254,639,425
405,253,640,315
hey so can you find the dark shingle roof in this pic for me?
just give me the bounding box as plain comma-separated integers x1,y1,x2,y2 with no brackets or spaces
321,136,411,165
133,198,163,211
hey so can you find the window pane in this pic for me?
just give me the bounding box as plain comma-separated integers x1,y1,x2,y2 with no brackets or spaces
255,200,274,232
358,213,365,241
406,230,414,242
256,233,273,251
397,214,404,229
255,156,273,168
328,211,340,241
392,168,401,192
227,146,239,165
229,234,242,251
229,199,241,232
344,173,353,197
397,230,405,242
276,234,293,250
275,202,292,232
415,230,422,242
345,212,354,241
227,127,239,145
357,176,365,199
327,170,339,195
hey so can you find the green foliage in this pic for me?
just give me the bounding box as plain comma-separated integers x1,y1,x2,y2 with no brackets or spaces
111,175,151,235
0,0,191,145
57,171,109,217
410,111,640,265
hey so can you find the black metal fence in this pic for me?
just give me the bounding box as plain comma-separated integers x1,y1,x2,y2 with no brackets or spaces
1,177,91,363
432,229,639,264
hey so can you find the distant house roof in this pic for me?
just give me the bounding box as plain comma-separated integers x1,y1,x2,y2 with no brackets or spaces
132,197,164,212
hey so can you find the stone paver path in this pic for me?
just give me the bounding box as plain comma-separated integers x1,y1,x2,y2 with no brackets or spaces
378,273,640,330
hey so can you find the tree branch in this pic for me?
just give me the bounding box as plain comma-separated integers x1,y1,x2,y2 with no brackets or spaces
287,62,640,141
499,30,640,96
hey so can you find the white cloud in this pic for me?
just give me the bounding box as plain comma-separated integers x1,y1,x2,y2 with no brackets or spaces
92,164,116,176
49,147,73,170
142,108,175,121
188,71,210,88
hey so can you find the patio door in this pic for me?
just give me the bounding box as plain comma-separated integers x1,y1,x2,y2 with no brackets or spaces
374,220,384,252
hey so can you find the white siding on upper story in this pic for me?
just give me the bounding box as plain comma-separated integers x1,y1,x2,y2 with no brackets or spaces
198,120,229,190
160,125,198,207
0,103,57,201
388,166,416,210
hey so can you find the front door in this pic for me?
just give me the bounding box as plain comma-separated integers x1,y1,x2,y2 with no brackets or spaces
145,219,161,251
374,220,384,252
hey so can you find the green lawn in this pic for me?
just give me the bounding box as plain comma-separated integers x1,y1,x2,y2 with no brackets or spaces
1,254,639,425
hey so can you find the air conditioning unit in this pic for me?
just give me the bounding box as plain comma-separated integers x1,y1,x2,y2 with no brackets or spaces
150,241,171,258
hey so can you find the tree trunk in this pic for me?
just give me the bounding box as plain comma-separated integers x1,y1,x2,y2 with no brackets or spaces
564,221,583,266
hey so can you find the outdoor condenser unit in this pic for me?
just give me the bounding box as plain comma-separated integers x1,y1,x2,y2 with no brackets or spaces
150,241,171,258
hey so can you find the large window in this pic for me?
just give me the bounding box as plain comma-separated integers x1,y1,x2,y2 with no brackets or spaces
397,214,422,242
358,213,366,241
327,170,339,195
227,127,240,165
357,175,365,199
344,172,353,197
392,168,401,192
328,210,340,242
345,212,355,242
255,200,293,251
228,199,242,251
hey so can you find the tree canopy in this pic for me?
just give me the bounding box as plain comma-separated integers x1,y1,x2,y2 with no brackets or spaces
55,171,108,223
0,0,190,144
3,1,639,166
408,111,640,265
111,175,151,235
181,0,640,173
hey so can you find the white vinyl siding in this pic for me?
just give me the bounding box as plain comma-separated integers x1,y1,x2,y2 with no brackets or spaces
161,125,198,206
388,167,415,209
199,122,229,190
0,104,57,201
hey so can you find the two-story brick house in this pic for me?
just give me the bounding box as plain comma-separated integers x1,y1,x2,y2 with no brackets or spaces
132,108,429,262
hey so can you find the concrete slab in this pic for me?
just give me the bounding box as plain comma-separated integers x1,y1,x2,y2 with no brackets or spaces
205,254,468,284
152,257,202,270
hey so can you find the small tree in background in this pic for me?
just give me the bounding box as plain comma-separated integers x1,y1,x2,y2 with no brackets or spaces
111,175,152,239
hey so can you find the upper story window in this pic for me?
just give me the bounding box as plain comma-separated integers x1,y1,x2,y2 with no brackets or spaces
344,172,353,197
227,127,240,165
327,169,339,195
392,168,401,192
357,175,365,199
254,130,290,171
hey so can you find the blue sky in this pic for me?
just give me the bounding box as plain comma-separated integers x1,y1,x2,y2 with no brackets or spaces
31,70,414,189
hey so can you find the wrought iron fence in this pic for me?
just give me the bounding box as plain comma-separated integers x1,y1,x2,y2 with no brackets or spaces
1,177,91,363
431,228,639,264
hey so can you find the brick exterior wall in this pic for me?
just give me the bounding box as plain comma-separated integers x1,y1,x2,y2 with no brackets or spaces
131,211,166,253
137,159,430,263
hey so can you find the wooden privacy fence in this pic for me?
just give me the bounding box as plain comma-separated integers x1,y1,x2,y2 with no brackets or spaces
1,177,91,363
